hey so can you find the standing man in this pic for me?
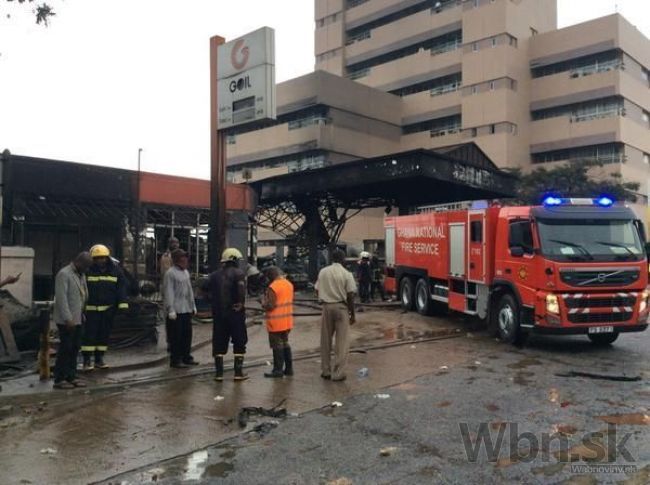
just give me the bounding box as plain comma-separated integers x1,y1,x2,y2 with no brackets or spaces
261,266,294,378
357,252,372,303
81,244,129,370
160,237,180,279
53,252,92,389
316,249,357,382
163,249,198,368
203,248,248,382
370,254,386,301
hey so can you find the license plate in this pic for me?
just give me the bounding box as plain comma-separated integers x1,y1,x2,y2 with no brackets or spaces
588,326,614,334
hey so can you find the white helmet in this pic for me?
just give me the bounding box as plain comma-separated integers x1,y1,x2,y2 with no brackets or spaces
360,251,371,259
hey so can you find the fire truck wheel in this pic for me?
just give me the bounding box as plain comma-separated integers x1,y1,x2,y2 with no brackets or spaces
415,278,432,316
495,293,522,344
399,277,415,311
587,332,619,345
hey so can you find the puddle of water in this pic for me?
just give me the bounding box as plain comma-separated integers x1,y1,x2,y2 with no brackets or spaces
507,357,543,370
596,413,650,426
183,449,208,481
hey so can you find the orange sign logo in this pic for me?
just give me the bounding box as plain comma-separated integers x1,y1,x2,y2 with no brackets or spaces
518,267,528,280
231,39,250,70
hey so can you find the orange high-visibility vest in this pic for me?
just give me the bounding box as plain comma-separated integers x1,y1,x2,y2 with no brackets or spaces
265,277,294,333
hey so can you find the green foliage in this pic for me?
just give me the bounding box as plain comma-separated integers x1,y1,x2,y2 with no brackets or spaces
5,0,56,26
506,160,640,205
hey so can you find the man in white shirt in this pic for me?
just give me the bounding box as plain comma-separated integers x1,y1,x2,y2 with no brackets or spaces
163,249,198,368
315,249,357,382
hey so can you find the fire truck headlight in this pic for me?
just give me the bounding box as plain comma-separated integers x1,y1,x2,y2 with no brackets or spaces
546,294,560,314
640,290,649,313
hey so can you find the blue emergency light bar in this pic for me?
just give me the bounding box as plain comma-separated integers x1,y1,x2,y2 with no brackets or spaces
542,196,616,207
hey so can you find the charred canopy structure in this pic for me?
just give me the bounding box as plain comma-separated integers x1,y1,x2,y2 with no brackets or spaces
251,144,516,280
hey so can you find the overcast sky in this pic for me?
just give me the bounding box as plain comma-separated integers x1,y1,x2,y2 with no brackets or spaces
1,0,649,179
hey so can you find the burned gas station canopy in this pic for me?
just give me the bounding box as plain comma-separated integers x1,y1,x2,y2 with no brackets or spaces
252,144,516,210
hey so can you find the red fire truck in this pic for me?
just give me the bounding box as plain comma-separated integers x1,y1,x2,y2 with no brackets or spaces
384,197,649,345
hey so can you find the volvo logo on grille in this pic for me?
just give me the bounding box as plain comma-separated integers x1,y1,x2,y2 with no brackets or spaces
597,273,607,283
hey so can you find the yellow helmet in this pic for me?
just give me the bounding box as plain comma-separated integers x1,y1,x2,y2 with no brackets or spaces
90,244,110,258
221,247,243,263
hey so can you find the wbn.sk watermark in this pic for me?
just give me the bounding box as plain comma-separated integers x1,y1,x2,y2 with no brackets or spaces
459,422,637,474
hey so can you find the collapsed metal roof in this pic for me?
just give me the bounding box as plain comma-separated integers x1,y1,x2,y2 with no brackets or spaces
252,144,516,209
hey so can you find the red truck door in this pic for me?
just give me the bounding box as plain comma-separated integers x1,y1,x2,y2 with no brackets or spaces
468,211,486,283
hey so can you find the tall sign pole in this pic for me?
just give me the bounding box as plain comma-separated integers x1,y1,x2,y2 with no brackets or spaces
209,35,226,270
210,28,276,270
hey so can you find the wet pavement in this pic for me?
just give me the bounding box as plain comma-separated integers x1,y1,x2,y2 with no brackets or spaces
0,307,648,484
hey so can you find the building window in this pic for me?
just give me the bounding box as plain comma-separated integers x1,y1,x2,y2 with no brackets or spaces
390,72,462,97
489,124,496,134
474,0,480,7
532,49,624,79
643,153,650,165
403,114,462,136
348,30,462,73
532,143,625,165
287,153,328,173
226,134,236,145
508,35,518,48
510,123,518,135
643,68,650,86
472,42,479,52
472,85,478,95
471,128,478,137
347,0,369,8
530,27,538,36
510,78,518,90
531,96,625,123
491,37,497,48
489,81,495,90
643,111,650,128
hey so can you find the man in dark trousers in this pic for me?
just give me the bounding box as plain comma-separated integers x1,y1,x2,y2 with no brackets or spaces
357,251,372,303
370,254,386,301
261,266,294,378
53,252,92,389
81,244,129,370
203,248,248,382
163,249,198,368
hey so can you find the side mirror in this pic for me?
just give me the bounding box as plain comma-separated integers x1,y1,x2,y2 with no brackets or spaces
510,246,525,258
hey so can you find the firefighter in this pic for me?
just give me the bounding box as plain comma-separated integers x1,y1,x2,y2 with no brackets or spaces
370,254,386,301
357,251,372,303
203,248,249,382
261,266,294,378
81,244,129,370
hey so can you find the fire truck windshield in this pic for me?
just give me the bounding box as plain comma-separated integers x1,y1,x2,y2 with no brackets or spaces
536,219,644,262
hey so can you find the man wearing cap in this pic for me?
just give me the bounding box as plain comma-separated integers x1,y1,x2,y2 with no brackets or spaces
163,249,198,368
81,244,129,370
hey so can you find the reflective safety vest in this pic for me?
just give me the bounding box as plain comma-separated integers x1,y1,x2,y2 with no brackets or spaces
265,278,294,333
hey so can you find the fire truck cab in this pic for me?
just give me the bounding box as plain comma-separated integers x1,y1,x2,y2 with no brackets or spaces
385,198,649,345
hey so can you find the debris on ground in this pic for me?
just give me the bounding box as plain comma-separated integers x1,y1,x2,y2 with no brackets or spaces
555,371,641,382
39,448,57,455
237,399,287,428
250,420,280,437
331,401,343,408
374,393,390,400
213,395,225,402
357,367,369,378
596,413,650,425
326,478,353,485
474,361,482,366
439,365,449,371
379,446,398,457
0,404,14,415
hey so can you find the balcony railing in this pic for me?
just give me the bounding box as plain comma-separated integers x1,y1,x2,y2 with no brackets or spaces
430,39,462,56
347,67,371,80
430,126,461,137
430,82,461,97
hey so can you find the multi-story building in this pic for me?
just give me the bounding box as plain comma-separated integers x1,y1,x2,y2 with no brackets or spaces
226,0,650,251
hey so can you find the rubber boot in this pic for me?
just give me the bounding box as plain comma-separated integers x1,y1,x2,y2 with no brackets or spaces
264,349,285,378
283,346,294,376
214,355,224,382
233,355,249,381
95,350,109,369
82,352,94,371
